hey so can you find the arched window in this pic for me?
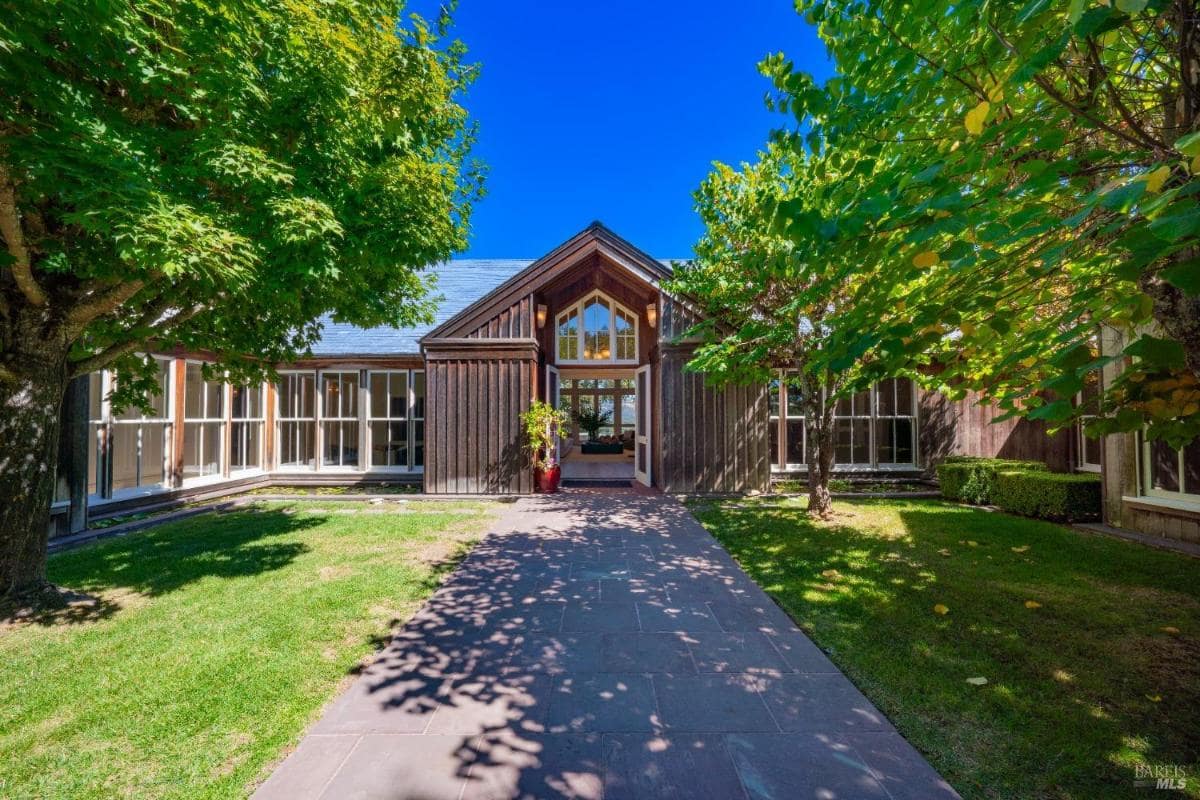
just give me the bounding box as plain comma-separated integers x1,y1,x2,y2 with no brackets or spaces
555,291,639,364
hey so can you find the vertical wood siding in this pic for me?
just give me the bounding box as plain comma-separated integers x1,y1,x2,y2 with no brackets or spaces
659,349,770,493
424,357,533,493
466,295,534,339
918,388,1072,470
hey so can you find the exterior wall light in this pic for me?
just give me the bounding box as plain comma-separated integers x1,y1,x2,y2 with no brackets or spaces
646,301,658,329
536,303,548,329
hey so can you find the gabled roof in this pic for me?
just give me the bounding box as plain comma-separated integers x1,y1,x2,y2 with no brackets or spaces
309,260,531,356
422,222,676,343
308,222,682,357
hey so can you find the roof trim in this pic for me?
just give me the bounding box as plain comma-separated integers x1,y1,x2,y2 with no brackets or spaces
421,222,673,343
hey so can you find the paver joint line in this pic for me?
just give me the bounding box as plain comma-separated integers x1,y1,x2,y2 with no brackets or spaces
253,492,960,800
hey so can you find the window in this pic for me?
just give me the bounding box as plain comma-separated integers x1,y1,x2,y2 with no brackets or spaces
86,359,174,498
321,371,359,467
875,378,915,465
230,383,264,472
278,372,316,469
369,370,424,469
412,371,425,468
559,376,637,443
183,362,224,479
1141,435,1200,504
1076,373,1102,472
110,358,172,492
555,291,639,364
769,376,918,471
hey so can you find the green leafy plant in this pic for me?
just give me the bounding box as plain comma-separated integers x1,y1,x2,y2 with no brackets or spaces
520,401,568,471
572,406,612,441
0,1,482,598
992,470,1102,522
937,457,1048,505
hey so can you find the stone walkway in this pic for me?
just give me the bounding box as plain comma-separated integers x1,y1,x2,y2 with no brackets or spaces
255,491,959,800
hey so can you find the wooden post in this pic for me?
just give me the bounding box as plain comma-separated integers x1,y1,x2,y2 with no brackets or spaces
171,358,186,486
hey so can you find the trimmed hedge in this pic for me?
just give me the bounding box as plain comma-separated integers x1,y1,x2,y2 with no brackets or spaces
992,470,1102,522
936,456,1048,505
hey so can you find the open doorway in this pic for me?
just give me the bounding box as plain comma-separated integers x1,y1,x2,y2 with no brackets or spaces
555,372,637,483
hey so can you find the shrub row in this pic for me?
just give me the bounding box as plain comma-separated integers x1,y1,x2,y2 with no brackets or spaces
992,470,1102,522
936,456,1047,505
936,456,1102,522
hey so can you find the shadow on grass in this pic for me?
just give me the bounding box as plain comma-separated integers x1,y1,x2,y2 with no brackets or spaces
44,506,325,609
695,498,1200,798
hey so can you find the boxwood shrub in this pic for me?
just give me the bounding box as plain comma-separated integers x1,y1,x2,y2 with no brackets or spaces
936,456,1048,505
992,470,1102,522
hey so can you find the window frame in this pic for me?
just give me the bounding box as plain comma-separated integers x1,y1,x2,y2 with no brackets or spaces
318,369,362,471
276,370,317,471
366,369,425,471
229,381,266,475
90,356,175,501
555,290,640,366
181,360,226,484
1139,433,1200,505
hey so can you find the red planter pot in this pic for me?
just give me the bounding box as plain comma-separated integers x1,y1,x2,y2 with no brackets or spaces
535,464,562,493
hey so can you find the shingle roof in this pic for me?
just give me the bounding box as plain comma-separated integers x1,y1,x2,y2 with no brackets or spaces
309,260,532,356
308,244,685,357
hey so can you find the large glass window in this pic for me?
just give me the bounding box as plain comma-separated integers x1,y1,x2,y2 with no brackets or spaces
555,291,639,364
183,362,224,479
278,372,316,469
230,383,264,472
321,371,359,467
559,377,637,444
1142,435,1200,503
110,358,172,492
369,371,410,468
769,376,917,471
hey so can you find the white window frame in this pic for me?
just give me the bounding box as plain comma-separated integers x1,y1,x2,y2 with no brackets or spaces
555,290,639,365
276,370,317,471
1075,388,1102,474
1139,433,1200,505
769,375,918,472
90,356,175,501
182,360,226,485
367,369,416,471
229,381,266,475
318,369,363,471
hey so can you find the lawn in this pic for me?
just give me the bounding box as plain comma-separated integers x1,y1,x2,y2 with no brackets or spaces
690,497,1200,800
0,500,495,800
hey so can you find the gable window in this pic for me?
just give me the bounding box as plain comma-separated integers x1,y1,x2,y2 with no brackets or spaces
556,291,638,364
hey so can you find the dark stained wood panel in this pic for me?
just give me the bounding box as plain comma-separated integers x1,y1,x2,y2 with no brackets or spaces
919,388,1072,471
659,348,770,493
423,357,534,494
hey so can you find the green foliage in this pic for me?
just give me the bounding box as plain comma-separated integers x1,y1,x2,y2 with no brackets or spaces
0,0,482,390
572,405,612,439
937,457,1048,505
520,400,567,470
728,0,1200,449
992,469,1102,522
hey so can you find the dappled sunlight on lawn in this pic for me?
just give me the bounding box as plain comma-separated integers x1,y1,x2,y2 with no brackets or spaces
691,497,1200,800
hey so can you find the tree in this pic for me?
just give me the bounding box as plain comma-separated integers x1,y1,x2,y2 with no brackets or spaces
0,0,482,600
756,0,1200,447
669,145,889,517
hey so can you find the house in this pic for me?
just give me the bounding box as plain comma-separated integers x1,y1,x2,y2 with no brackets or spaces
50,223,1198,544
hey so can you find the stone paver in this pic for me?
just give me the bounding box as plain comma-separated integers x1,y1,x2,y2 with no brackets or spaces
254,491,959,800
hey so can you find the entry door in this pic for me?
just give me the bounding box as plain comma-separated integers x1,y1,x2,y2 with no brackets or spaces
635,364,651,486
546,365,561,461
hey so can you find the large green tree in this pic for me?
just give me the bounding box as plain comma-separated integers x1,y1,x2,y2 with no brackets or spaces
670,145,891,516
752,0,1200,446
0,0,481,599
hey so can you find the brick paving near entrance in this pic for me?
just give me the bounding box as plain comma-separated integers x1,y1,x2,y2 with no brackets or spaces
255,491,959,800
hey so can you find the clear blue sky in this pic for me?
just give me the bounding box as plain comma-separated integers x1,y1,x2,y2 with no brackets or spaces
415,1,833,259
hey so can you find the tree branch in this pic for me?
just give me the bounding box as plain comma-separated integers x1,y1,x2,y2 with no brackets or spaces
0,162,47,307
63,280,147,337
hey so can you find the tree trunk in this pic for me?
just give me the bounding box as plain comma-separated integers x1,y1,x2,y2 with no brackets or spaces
805,405,836,519
1,332,71,600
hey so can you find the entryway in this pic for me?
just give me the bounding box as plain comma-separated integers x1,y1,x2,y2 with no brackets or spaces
547,366,649,487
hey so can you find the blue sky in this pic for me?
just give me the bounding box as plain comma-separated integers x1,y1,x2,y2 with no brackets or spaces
416,1,833,259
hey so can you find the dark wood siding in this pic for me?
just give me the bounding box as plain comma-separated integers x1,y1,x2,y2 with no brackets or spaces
467,294,534,339
919,388,1072,471
424,355,533,494
659,347,770,493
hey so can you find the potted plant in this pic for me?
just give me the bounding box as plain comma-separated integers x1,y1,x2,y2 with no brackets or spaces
574,406,620,454
520,400,568,492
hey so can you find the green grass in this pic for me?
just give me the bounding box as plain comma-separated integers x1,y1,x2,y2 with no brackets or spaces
0,501,495,800
689,497,1200,800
